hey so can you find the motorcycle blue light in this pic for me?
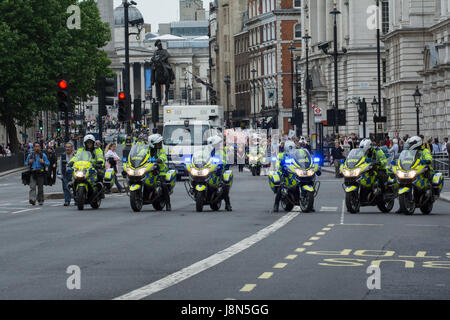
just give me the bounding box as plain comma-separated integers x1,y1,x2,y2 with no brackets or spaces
211,157,220,164
122,158,127,163
313,157,321,164
271,156,277,161
184,157,191,163
285,159,293,164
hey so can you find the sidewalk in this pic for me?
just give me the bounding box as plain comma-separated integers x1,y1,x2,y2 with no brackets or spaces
0,166,27,178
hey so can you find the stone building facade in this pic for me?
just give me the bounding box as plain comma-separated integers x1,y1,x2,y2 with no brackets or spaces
384,0,450,140
180,0,206,21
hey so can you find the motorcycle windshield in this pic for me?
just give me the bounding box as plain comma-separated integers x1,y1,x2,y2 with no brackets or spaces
192,150,211,169
398,150,418,171
75,150,92,162
293,149,312,169
346,149,366,169
128,144,149,168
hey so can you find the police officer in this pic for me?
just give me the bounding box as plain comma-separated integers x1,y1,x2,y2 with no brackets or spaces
207,135,232,211
148,134,171,211
70,134,105,191
359,138,388,188
273,140,297,212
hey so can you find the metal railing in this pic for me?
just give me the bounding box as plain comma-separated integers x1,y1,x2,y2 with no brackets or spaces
432,152,449,178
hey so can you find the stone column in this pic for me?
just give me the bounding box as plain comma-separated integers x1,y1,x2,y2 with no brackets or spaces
140,63,145,101
318,0,326,43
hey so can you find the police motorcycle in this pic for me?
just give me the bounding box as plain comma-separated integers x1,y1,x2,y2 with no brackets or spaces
341,144,398,214
185,150,233,212
268,148,321,212
69,150,103,211
123,144,176,212
393,141,444,215
103,158,117,194
248,148,263,176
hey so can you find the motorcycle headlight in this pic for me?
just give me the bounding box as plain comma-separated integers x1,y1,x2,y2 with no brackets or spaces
74,169,86,178
396,170,417,179
343,168,361,177
249,156,258,162
295,169,315,177
136,168,147,176
190,168,210,177
126,167,135,176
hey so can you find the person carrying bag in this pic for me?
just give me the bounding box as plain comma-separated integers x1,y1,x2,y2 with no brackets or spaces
25,142,50,206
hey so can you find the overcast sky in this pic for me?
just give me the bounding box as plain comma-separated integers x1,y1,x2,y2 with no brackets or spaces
113,0,212,33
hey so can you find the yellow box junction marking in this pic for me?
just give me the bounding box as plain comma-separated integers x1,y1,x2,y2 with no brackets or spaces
316,232,326,235
258,272,273,279
327,224,335,227
303,242,314,246
240,284,256,292
285,255,297,260
295,248,306,253
273,263,287,269
322,228,331,231
309,237,320,241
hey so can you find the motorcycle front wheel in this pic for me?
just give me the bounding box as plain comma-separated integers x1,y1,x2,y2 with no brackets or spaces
195,191,204,212
76,186,86,211
91,196,101,209
299,191,314,213
130,190,143,212
210,199,222,211
376,196,394,213
399,192,415,215
281,198,294,212
420,199,433,215
345,191,360,214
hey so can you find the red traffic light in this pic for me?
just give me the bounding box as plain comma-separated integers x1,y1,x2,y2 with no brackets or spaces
58,80,68,89
119,92,126,100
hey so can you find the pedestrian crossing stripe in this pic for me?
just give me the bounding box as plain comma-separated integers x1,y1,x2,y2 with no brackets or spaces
320,207,338,212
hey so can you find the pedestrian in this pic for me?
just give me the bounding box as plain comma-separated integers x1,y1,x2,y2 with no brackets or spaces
25,142,50,206
330,140,345,178
59,142,75,206
105,143,123,193
441,137,448,155
45,145,57,185
389,138,399,159
432,138,441,154
5,146,11,157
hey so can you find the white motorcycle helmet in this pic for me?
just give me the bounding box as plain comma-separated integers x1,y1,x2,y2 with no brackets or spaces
284,140,297,157
404,136,422,151
148,134,163,148
359,138,372,152
83,134,96,148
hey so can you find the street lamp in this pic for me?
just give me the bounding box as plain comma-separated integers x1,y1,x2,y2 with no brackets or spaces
224,75,231,126
331,3,341,135
303,30,312,137
122,0,141,134
288,44,296,134
294,56,302,137
375,0,383,139
371,96,379,139
413,86,422,136
251,68,257,128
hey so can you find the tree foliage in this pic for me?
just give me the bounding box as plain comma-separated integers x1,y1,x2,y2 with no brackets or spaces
0,0,113,152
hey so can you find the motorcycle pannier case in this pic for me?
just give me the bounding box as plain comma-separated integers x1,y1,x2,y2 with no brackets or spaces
223,170,233,186
165,170,176,189
432,172,444,194
268,172,281,193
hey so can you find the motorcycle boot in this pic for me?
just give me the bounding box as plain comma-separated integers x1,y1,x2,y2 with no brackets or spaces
161,181,171,211
273,187,281,212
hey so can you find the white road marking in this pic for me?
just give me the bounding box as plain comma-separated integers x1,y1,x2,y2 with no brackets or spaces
320,206,338,212
114,209,301,300
11,208,40,215
51,203,64,207
340,200,345,225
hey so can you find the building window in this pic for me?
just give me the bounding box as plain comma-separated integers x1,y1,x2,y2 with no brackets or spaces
294,0,301,8
294,24,302,39
382,1,389,35
168,89,174,100
195,90,201,101
382,59,387,83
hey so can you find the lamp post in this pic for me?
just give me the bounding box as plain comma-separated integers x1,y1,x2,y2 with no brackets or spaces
184,73,188,105
122,0,144,134
224,75,231,125
303,30,312,137
375,0,383,139
413,86,422,136
371,96,379,139
330,3,341,135
188,84,192,105
251,68,257,128
289,44,296,134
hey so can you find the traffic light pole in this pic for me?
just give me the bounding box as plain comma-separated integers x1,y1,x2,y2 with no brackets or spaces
123,0,131,135
65,110,69,143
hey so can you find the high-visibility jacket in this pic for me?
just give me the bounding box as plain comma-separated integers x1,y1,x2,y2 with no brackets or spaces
71,147,105,167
